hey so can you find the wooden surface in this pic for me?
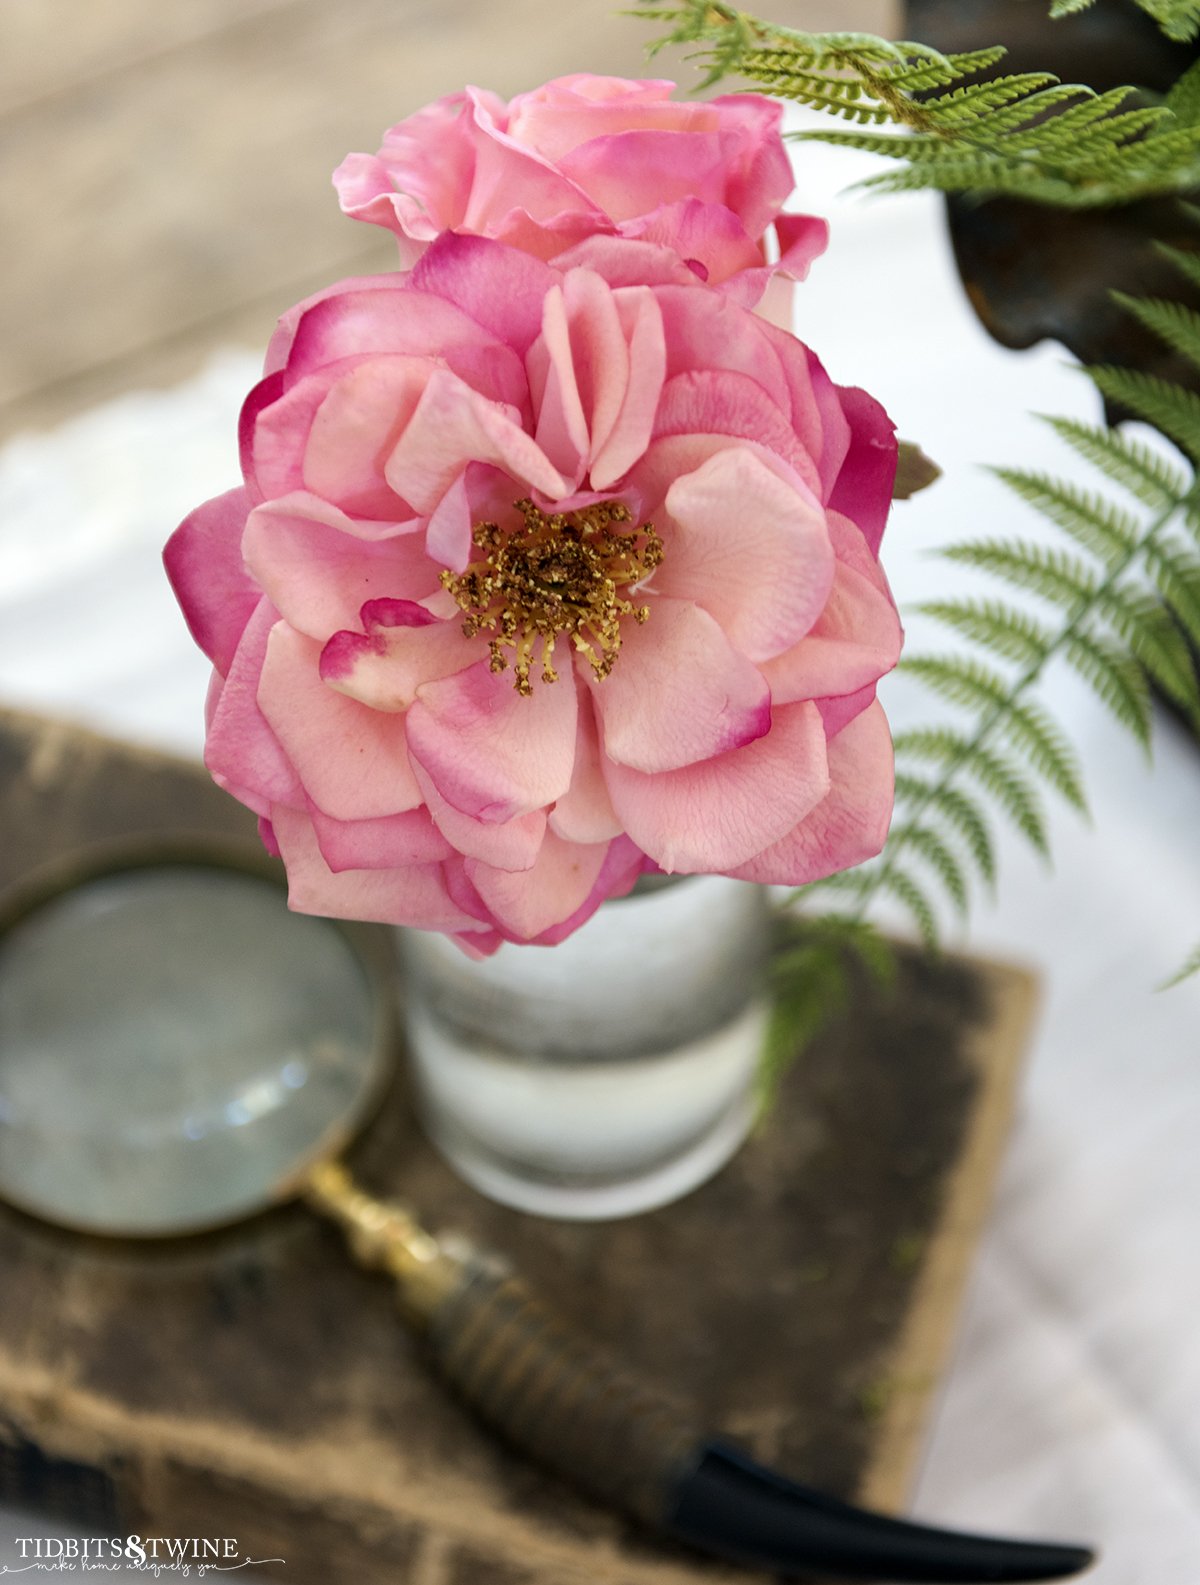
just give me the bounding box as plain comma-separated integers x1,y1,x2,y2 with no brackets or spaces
0,707,1035,1582
0,0,899,443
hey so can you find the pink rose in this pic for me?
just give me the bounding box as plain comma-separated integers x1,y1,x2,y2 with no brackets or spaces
334,75,828,308
165,233,901,953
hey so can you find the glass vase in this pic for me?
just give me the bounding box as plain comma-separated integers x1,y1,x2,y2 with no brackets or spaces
399,875,772,1220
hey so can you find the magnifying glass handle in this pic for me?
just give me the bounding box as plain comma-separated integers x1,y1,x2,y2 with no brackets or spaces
303,1161,1094,1583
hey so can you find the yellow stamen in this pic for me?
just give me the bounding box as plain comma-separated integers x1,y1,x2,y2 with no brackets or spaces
440,498,663,696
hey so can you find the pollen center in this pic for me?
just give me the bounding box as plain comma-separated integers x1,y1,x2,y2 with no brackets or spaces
440,498,663,696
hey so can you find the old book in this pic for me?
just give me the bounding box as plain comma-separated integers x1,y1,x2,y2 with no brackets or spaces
0,706,1036,1584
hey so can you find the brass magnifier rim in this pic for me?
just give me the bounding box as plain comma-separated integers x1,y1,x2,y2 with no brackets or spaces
0,834,396,1239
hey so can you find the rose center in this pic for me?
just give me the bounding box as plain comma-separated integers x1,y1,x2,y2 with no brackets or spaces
440,498,663,696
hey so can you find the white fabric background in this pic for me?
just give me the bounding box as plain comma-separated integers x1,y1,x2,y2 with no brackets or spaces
0,115,1197,1579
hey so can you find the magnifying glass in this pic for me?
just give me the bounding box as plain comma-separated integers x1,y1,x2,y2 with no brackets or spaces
0,844,1094,1584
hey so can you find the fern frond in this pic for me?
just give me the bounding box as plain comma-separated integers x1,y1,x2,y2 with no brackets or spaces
893,774,999,886
989,468,1141,565
759,914,896,1109
942,539,1100,607
895,729,1051,854
1050,0,1200,44
888,825,970,914
1062,629,1155,743
1086,367,1200,465
880,866,941,950
1160,940,1200,988
1110,293,1200,375
915,599,1052,667
1041,415,1189,510
901,654,1013,714
1097,586,1200,722
637,2,1200,207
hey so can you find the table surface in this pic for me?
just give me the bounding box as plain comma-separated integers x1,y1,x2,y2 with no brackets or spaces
2,6,1199,1580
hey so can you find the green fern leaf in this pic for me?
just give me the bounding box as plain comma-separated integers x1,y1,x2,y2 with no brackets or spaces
895,730,1050,854
889,825,970,914
1143,541,1200,648
1160,940,1200,988
1062,629,1155,744
960,744,1050,854
915,599,1051,667
1098,586,1200,721
880,866,941,951
991,467,1141,564
1110,292,1200,375
894,774,998,886
1086,366,1200,466
901,654,1013,713
1040,415,1188,510
942,539,1100,608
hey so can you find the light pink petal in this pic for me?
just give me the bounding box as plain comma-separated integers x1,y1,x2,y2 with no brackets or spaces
559,127,735,223
590,598,770,774
406,659,578,822
308,804,452,873
334,93,477,243
549,694,621,843
619,198,762,285
528,283,590,484
775,213,830,281
711,92,795,236
303,357,431,519
270,804,480,931
409,231,559,355
319,603,476,712
385,368,566,515
658,448,834,662
550,235,697,289
461,88,601,231
242,492,438,640
506,77,690,158
205,601,302,816
164,487,257,674
590,287,665,489
413,760,547,871
604,699,829,872
245,370,331,502
257,624,422,820
729,700,893,884
655,286,789,405
529,834,645,945
763,544,903,704
263,273,410,377
817,683,877,739
653,371,819,497
287,283,500,382
332,152,438,258
465,829,609,941
626,431,808,521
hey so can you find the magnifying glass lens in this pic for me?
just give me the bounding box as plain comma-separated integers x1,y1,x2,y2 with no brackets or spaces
0,864,384,1235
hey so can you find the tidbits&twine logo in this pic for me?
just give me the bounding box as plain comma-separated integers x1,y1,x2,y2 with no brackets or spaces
1,1537,284,1575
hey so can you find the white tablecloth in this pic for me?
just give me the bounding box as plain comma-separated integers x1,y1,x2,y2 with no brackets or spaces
1,117,1197,1580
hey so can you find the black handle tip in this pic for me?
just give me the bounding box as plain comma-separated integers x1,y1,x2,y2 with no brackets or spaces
665,1442,1096,1582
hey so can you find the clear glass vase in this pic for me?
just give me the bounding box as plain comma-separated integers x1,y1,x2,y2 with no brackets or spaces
399,875,772,1220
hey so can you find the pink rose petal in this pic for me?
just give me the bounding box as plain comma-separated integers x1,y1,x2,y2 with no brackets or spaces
257,623,423,820
658,447,834,662
589,598,771,774
164,487,257,674
729,700,893,883
271,804,480,931
604,699,829,873
241,491,436,640
406,659,578,823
